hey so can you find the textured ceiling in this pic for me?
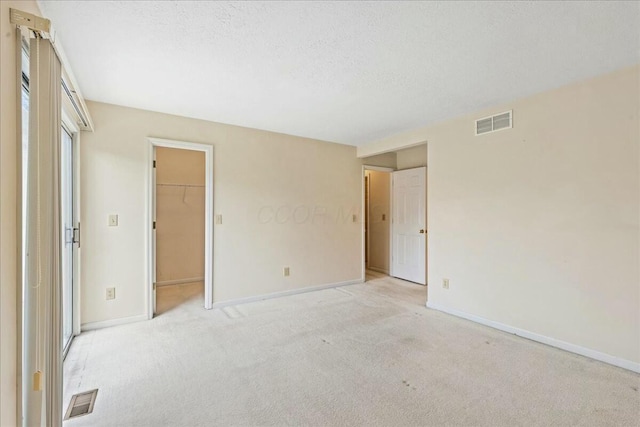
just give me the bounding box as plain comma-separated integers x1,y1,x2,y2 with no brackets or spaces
39,1,640,146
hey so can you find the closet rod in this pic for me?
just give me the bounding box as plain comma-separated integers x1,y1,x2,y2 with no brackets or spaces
156,183,205,188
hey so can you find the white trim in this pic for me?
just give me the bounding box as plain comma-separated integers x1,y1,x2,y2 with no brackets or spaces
212,279,363,309
156,277,204,287
61,107,79,134
80,314,147,332
44,6,95,131
389,173,394,277
362,166,394,172
146,137,214,319
61,104,82,340
426,302,640,373
150,144,157,316
361,165,394,282
363,165,395,172
16,6,94,130
366,173,370,270
71,132,81,337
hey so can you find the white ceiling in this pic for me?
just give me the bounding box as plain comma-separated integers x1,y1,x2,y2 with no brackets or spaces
39,1,640,146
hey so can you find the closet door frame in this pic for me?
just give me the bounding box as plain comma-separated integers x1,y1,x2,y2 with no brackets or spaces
146,137,214,316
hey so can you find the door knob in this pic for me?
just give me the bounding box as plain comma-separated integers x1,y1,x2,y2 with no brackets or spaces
419,229,425,234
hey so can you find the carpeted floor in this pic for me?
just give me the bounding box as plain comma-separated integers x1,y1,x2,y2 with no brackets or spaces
63,272,640,426
155,281,204,315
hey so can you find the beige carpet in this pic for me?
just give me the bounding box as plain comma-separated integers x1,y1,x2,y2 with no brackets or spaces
155,281,204,315
63,273,640,426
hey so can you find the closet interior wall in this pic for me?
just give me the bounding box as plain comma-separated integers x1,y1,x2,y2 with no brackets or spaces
365,170,391,274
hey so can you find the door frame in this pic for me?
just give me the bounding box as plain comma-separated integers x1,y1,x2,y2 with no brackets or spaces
146,137,214,317
361,165,395,281
61,108,81,351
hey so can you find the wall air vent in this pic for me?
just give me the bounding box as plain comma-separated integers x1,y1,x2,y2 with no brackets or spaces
475,110,512,136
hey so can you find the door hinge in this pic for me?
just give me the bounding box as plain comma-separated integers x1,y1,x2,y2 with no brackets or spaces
153,283,157,290
153,221,156,230
153,160,156,168
72,223,81,248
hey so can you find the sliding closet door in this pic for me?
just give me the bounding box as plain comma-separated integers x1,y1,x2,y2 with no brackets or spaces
61,127,74,352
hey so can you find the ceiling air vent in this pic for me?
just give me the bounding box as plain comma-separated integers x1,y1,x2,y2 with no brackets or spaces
475,110,512,136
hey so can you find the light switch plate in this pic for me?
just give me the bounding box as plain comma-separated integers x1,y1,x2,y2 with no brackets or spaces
108,214,118,227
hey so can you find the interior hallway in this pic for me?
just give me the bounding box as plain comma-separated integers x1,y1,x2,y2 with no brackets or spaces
63,275,639,426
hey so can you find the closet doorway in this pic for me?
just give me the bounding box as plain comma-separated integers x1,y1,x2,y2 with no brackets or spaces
147,138,214,317
362,166,393,279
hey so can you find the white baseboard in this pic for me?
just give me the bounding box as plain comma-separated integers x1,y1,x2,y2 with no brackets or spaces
212,279,364,309
156,277,204,287
426,301,640,373
81,314,147,332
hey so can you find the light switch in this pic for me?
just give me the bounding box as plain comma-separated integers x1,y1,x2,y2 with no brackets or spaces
215,214,222,225
108,214,118,227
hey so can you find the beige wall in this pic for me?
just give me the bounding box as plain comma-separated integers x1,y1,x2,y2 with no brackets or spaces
422,66,639,365
156,146,206,186
0,1,40,424
155,147,205,284
365,170,391,273
362,152,397,169
397,144,427,170
80,101,363,325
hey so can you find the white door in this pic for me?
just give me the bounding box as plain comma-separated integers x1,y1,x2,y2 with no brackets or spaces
392,167,426,284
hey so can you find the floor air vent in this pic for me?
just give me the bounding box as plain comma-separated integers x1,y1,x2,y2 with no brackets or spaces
64,389,98,420
475,110,512,135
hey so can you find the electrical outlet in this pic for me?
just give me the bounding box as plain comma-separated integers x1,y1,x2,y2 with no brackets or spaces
442,279,449,290
108,214,118,227
283,267,290,277
106,287,116,300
